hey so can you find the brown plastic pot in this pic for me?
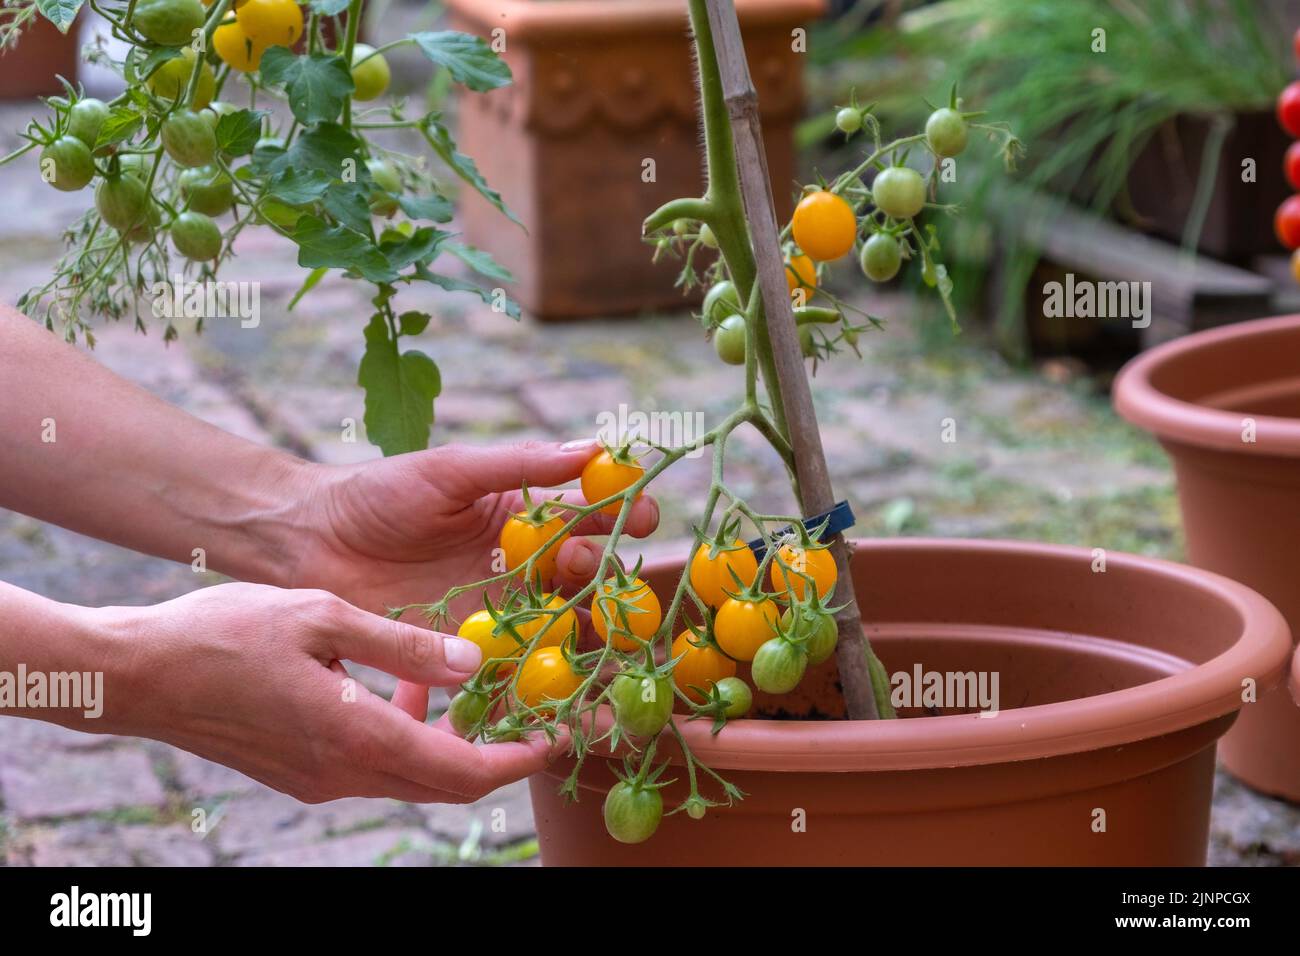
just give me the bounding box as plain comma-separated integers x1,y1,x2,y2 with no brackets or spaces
530,539,1290,865
445,0,825,320
0,14,79,99
1115,314,1300,801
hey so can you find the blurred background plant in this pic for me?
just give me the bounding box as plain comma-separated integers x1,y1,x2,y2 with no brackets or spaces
802,0,1293,359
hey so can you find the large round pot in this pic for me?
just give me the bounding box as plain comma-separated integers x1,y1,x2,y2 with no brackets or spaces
1115,315,1300,801
529,539,1290,865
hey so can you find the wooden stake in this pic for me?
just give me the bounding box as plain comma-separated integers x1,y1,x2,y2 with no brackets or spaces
702,0,881,720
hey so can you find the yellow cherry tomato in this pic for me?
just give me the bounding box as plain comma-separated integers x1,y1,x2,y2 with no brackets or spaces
235,0,303,48
147,49,215,109
714,596,781,662
214,17,265,72
500,511,569,583
688,540,759,608
770,544,838,601
592,576,662,652
671,631,736,704
514,593,578,650
457,609,522,668
791,189,857,261
1291,248,1300,285
785,253,817,298
581,448,644,516
516,647,582,713
350,43,391,101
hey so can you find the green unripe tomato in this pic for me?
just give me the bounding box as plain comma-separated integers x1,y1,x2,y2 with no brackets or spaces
40,136,95,192
860,232,902,282
835,107,862,134
123,199,162,244
714,676,752,719
699,223,718,248
610,673,673,739
95,173,149,231
366,158,401,216
672,218,691,237
925,107,968,158
350,44,391,101
161,110,217,168
751,637,808,695
713,314,747,366
147,50,215,109
872,166,927,220
133,0,206,46
67,98,109,148
702,279,741,326
170,210,223,260
446,688,491,738
781,607,838,666
179,166,234,216
116,152,153,181
603,781,662,845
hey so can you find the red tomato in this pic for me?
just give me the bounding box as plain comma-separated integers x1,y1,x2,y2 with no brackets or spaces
1278,82,1300,137
1285,142,1300,191
1276,195,1300,250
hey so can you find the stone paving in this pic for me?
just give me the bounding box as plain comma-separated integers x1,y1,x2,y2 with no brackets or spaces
1,97,1298,866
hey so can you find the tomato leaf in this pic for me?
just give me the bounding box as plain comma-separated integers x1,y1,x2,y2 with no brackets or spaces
258,48,354,126
415,267,521,320
267,167,331,205
321,184,375,235
291,214,393,282
444,241,513,282
358,315,441,456
397,194,454,223
34,0,84,32
93,107,143,151
379,226,448,272
398,311,431,336
410,31,512,92
265,122,362,178
287,267,330,312
133,45,180,84
214,109,267,157
423,119,521,226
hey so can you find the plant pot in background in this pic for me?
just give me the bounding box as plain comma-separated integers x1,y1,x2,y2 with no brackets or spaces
1115,314,1300,802
0,15,79,99
530,539,1290,865
445,0,826,320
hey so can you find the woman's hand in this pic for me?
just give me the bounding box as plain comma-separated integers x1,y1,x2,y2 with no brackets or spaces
94,582,551,803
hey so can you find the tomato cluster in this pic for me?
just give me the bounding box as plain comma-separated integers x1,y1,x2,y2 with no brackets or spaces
1275,30,1300,280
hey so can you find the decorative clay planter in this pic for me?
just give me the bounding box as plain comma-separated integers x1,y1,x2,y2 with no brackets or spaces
445,0,826,320
1115,314,1300,801
0,15,79,99
529,539,1290,865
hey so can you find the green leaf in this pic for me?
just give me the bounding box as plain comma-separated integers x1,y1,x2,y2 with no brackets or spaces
320,184,375,235
411,31,512,92
424,119,521,226
445,241,513,282
35,0,84,32
258,48,354,126
358,315,441,456
309,0,350,15
266,122,363,177
397,194,454,223
215,109,267,157
94,107,143,151
291,215,393,282
379,226,448,272
417,268,521,320
287,267,329,311
398,311,431,336
134,46,180,84
267,167,331,205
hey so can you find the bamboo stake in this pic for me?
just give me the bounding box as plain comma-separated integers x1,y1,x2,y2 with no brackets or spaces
701,0,885,719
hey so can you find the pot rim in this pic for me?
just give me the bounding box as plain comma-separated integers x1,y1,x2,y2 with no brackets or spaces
638,538,1290,772
1112,314,1300,456
445,0,828,39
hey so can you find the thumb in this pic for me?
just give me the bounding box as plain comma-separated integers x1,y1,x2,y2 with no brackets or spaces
326,606,484,688
432,439,600,500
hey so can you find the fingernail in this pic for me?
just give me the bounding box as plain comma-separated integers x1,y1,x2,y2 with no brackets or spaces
560,438,598,452
444,638,482,673
569,545,598,578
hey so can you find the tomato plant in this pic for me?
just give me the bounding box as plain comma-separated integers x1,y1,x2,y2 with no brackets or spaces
515,646,583,714
592,574,662,651
770,543,838,601
688,536,758,608
610,672,673,738
671,629,736,703
714,592,781,661
500,496,570,583
603,778,663,845
751,636,808,694
581,444,645,516
791,189,857,261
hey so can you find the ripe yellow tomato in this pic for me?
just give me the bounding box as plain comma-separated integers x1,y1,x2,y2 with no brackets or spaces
516,647,583,713
592,576,662,652
513,593,578,650
235,0,303,48
770,544,838,601
580,448,644,516
688,540,759,608
214,17,265,72
500,511,569,583
457,609,522,667
671,631,736,704
791,189,857,261
785,253,817,298
714,596,781,662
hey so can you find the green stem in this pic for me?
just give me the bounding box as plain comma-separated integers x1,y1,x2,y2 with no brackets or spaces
341,0,365,131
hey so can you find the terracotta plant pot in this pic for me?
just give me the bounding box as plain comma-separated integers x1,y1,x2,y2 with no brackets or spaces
1114,314,1300,801
445,0,826,320
0,15,79,99
530,539,1290,865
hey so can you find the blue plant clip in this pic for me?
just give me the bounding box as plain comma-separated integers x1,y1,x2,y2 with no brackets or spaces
746,500,856,560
